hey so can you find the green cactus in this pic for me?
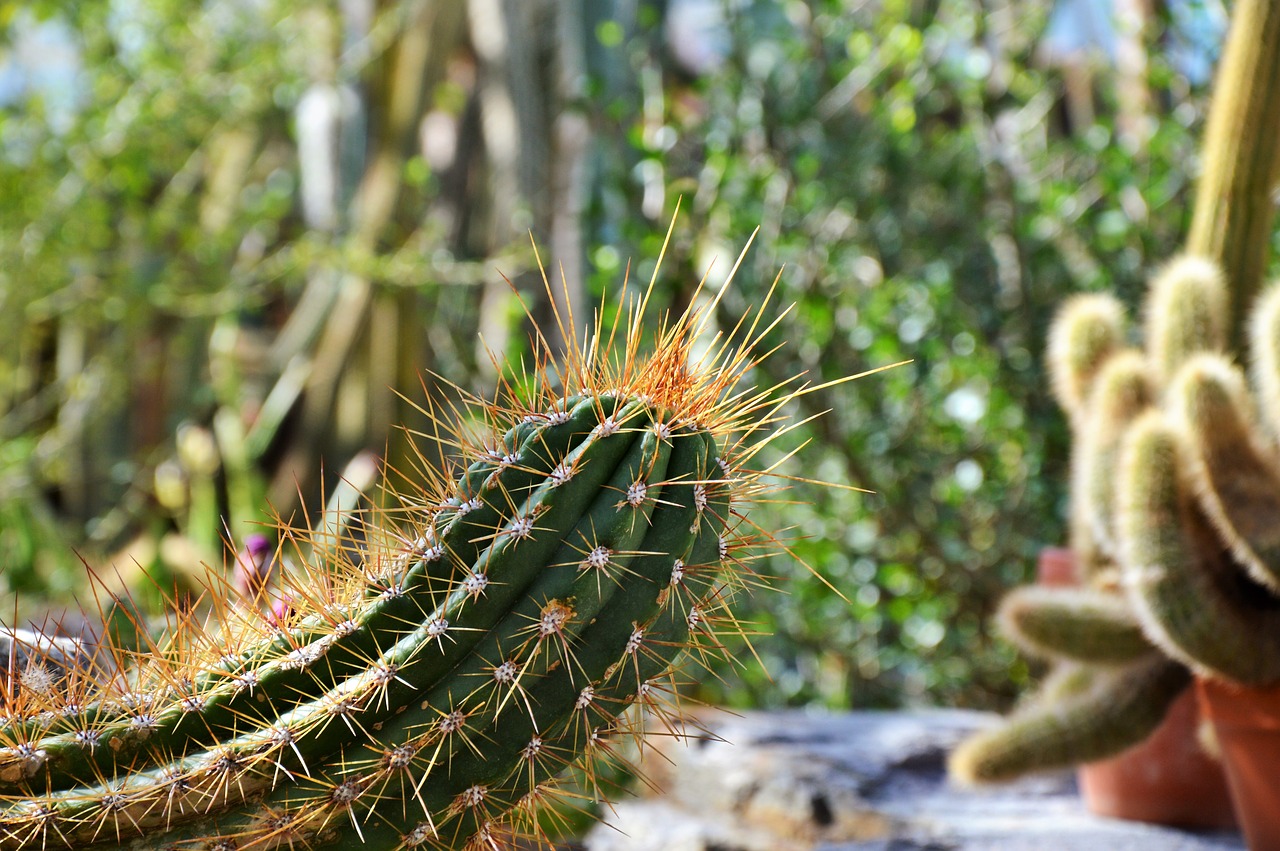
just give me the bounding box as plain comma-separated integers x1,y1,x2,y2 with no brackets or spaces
956,0,1280,786
947,257,1264,783
953,265,1280,786
0,261,823,850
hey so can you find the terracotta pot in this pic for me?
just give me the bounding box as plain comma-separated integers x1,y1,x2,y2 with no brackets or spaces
1035,546,1078,587
1079,687,1236,829
1197,677,1280,848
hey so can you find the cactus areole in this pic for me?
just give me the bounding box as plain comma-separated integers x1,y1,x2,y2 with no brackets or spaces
0,227,885,851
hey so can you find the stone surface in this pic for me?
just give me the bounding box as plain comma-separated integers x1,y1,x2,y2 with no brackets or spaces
583,709,1245,851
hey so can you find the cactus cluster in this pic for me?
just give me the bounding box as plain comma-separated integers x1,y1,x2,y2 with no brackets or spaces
0,255,821,849
951,256,1280,784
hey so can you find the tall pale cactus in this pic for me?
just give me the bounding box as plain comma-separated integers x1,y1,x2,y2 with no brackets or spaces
0,242,863,849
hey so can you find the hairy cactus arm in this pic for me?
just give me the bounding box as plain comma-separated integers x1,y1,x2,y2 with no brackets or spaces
1117,411,1280,684
1143,256,1228,388
948,657,1189,785
1169,354,1280,591
1046,293,1128,422
996,585,1153,666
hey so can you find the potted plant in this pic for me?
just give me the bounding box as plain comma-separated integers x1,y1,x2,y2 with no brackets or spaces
951,0,1280,839
948,259,1239,831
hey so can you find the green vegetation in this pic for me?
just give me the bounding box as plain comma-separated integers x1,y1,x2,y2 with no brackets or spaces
0,1,1218,717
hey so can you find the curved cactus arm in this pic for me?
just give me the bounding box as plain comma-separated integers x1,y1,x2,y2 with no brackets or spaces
1117,411,1280,684
1170,353,1280,590
1143,256,1228,389
1037,662,1100,704
995,586,1153,666
947,656,1189,785
1071,350,1152,571
1046,293,1128,422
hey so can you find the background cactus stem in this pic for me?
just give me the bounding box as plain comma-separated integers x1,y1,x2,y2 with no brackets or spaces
1186,0,1280,345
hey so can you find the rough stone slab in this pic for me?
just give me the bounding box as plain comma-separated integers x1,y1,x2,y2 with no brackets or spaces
584,709,1244,851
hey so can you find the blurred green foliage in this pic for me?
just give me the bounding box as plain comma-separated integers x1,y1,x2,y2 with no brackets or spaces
582,0,1206,709
0,0,1213,711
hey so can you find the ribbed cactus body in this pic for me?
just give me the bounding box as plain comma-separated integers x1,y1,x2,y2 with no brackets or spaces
92,426,730,851
0,347,763,851
1,397,692,846
227,430,730,851
0,395,611,795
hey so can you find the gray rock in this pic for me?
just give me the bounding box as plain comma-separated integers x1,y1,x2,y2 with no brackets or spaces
584,709,1244,851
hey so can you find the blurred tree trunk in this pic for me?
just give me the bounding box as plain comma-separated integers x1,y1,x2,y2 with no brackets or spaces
270,0,467,515
467,0,587,367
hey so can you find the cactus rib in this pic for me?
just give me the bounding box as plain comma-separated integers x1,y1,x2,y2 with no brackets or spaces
120,429,724,850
